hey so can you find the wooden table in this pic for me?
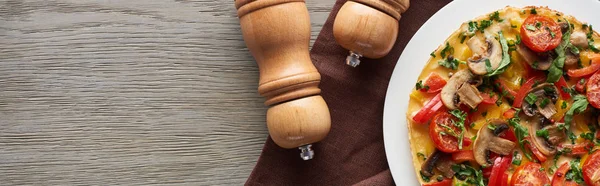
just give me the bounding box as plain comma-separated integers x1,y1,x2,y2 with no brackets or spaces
0,0,335,185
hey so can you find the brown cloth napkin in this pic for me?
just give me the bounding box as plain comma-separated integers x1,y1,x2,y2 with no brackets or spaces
246,0,451,185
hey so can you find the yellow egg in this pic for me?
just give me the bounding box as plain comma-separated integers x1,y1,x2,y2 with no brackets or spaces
510,18,523,32
410,91,426,105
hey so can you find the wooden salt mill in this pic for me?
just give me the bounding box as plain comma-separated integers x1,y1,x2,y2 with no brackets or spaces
333,0,410,67
235,0,331,160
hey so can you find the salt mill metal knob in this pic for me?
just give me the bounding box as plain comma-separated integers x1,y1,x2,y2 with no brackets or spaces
235,0,331,160
333,0,410,67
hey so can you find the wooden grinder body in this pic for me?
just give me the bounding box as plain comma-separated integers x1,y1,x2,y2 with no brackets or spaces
235,0,331,150
333,0,409,66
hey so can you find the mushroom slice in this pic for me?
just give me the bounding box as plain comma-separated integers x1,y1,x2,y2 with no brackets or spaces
537,101,557,119
571,31,589,49
516,44,552,70
435,156,456,178
420,150,456,178
467,36,503,75
473,120,516,166
521,83,559,119
545,124,566,146
565,51,579,66
527,116,563,156
420,150,442,177
457,83,483,109
441,69,478,110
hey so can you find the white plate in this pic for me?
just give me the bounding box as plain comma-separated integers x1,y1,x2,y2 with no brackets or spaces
383,0,600,185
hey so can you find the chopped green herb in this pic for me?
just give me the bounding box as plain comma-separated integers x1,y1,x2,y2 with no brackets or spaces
495,98,503,106
587,25,600,53
536,128,549,139
430,52,436,58
552,151,563,171
487,124,497,131
565,158,585,184
569,132,578,144
516,35,522,44
565,95,589,127
539,98,550,108
546,27,556,38
420,172,431,183
479,20,493,33
451,164,485,186
486,32,512,76
581,132,595,141
485,59,493,73
436,175,444,182
535,21,542,29
526,24,537,31
489,11,502,22
459,32,468,44
440,42,454,58
547,19,572,83
562,101,568,109
511,24,518,28
531,8,537,14
468,21,478,33
507,40,517,52
512,151,522,165
508,112,533,160
568,43,580,55
525,93,538,105
417,152,427,161
450,110,467,150
415,80,429,91
438,57,465,70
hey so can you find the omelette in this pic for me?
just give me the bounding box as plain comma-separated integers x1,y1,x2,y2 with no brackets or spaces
407,6,600,186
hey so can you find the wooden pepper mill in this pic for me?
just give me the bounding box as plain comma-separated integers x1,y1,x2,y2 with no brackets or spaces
333,0,410,67
235,0,331,160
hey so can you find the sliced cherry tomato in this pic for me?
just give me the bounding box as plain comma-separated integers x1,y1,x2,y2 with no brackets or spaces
587,70,600,109
520,15,562,52
558,141,594,156
555,76,572,99
452,150,475,163
495,79,518,99
525,137,547,162
422,178,451,186
413,94,444,124
429,112,469,153
490,156,513,186
511,162,551,186
481,93,499,105
583,150,600,186
551,162,578,186
421,73,447,94
576,79,588,93
513,75,547,108
503,109,517,119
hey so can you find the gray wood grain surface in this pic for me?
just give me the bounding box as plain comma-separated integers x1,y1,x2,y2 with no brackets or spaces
0,0,335,185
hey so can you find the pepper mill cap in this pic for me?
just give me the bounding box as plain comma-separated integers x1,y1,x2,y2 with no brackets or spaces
350,0,409,20
235,0,305,17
